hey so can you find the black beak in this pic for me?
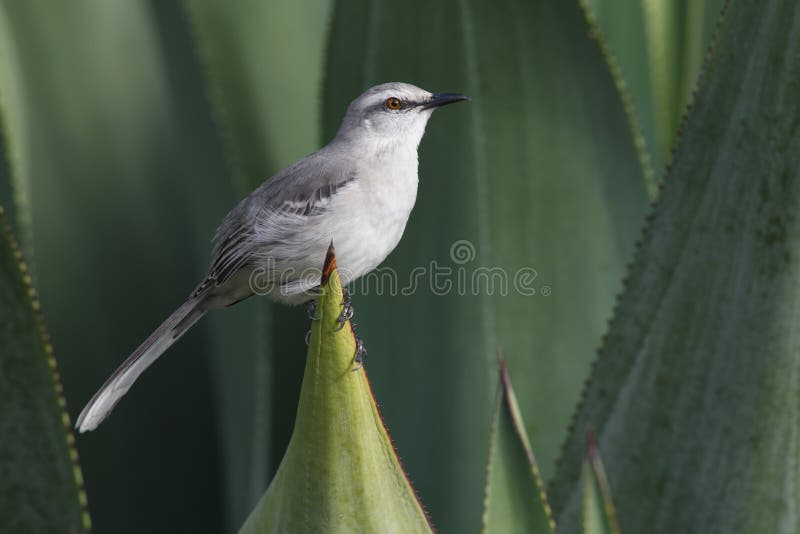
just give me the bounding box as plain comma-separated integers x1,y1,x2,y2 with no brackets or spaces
420,92,470,110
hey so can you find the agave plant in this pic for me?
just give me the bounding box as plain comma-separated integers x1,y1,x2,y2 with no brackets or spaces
1,0,797,532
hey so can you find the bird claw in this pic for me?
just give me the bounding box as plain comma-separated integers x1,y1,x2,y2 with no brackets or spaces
352,336,368,371
336,306,354,330
336,288,354,331
307,299,319,321
307,286,365,370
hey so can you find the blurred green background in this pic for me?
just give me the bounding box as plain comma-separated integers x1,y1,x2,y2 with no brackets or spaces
0,0,724,532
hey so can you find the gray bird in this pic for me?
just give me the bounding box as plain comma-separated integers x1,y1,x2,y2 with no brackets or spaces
76,82,468,432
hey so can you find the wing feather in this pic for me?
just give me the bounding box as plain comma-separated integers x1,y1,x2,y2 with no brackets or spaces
196,150,357,294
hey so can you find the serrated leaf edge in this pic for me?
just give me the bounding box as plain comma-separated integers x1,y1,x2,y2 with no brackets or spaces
550,0,732,499
579,0,657,198
0,204,92,531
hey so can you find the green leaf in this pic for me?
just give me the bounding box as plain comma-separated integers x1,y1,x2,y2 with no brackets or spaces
240,245,432,533
0,2,236,530
182,0,333,193
323,1,648,529
587,0,726,171
0,205,90,532
482,357,555,534
581,429,620,534
0,15,89,530
0,2,33,257
550,1,800,532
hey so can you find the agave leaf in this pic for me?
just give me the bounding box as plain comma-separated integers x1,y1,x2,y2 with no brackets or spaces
323,1,648,529
587,0,726,171
181,0,332,193
581,429,620,534
240,245,432,533
482,357,555,534
0,205,90,532
550,1,800,532
0,2,31,254
0,2,236,530
0,13,89,531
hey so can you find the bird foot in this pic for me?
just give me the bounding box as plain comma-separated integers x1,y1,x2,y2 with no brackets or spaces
336,288,354,331
352,335,368,371
307,299,319,321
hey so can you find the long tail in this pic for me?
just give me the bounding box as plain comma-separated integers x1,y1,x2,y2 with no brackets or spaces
75,296,206,432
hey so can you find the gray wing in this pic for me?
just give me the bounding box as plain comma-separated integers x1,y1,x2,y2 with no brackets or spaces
194,150,357,295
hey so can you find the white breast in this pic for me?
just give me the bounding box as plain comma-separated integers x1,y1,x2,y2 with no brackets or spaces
254,142,422,304
325,148,419,285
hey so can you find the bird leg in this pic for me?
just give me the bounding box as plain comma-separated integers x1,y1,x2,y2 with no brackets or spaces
305,287,366,369
307,288,353,345
307,299,319,321
304,300,319,346
352,335,368,371
334,288,366,370
336,288,354,331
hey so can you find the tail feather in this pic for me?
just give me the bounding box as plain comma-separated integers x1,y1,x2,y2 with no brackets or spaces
75,297,206,432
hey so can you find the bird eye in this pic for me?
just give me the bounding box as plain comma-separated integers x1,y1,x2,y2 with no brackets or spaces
385,97,402,110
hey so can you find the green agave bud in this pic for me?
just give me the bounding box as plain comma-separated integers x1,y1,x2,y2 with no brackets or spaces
240,245,432,533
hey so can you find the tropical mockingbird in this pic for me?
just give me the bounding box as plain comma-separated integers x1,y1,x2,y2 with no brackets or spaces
76,82,468,432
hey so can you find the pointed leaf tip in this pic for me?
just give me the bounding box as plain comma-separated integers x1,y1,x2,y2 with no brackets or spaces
585,423,598,461
321,240,336,286
581,426,620,534
482,358,555,534
240,250,431,533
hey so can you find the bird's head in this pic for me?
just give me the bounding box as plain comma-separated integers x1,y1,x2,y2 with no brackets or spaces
336,82,468,151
